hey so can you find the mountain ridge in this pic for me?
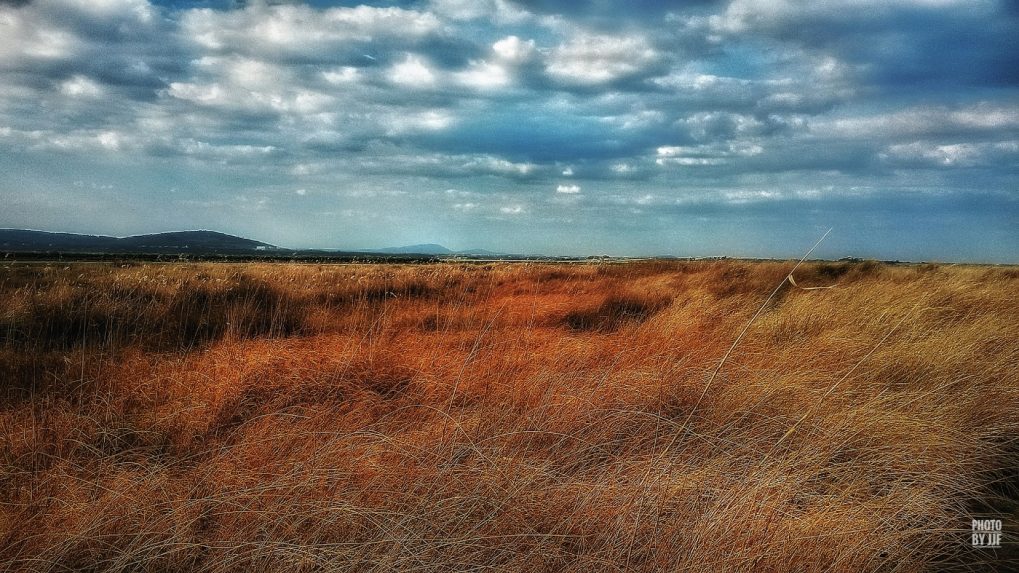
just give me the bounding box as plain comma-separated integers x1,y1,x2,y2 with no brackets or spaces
374,243,452,255
0,229,276,254
0,229,504,257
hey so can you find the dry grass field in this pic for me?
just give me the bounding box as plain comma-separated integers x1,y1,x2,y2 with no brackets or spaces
1,260,1017,572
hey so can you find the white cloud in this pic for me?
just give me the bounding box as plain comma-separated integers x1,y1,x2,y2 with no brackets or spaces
678,111,780,141
720,189,784,204
218,56,285,91
165,56,335,116
546,33,659,86
177,139,277,159
60,75,102,98
815,105,1019,139
167,82,224,105
322,67,360,85
12,128,137,153
429,0,531,24
456,60,511,90
652,71,762,111
181,4,441,55
656,142,763,166
0,9,79,62
384,110,453,134
882,140,1019,167
52,0,155,23
388,54,437,88
96,131,121,150
713,0,983,34
656,156,726,166
463,156,537,177
0,0,1016,259
492,35,536,63
454,36,541,91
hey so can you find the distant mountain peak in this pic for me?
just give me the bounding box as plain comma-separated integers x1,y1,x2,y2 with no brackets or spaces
371,244,505,256
375,244,453,255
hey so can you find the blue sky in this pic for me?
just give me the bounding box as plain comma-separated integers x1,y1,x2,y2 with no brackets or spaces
0,0,1017,260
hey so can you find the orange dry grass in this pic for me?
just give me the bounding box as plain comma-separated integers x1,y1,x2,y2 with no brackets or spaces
1,260,1017,572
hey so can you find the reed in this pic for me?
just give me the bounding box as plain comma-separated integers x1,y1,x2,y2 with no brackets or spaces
1,260,1016,571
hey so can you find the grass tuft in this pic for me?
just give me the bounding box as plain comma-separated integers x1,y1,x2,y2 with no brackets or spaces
0,259,1016,571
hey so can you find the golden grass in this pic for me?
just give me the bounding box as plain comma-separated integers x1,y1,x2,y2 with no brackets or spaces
1,260,1017,571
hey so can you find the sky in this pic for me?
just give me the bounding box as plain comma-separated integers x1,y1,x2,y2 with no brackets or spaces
0,0,1017,261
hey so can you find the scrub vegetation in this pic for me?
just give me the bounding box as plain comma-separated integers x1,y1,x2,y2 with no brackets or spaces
1,260,1017,572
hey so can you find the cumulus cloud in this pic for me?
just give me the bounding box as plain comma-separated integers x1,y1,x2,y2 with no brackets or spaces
181,4,442,59
388,54,438,88
546,32,661,87
492,35,536,63
711,0,1017,90
815,104,1019,139
0,0,1016,259
428,0,531,24
713,0,981,35
655,141,764,166
882,140,1019,168
455,60,511,90
60,75,102,97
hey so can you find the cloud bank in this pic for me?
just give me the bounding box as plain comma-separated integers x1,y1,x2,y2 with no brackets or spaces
1,0,1016,260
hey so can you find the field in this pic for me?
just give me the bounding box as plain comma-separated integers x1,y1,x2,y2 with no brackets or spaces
1,260,1017,572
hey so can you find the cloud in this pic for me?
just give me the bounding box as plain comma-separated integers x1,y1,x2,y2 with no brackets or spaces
388,53,438,88
546,32,661,87
60,75,102,97
511,0,718,26
492,35,536,63
0,0,1017,259
655,141,763,166
882,140,1019,168
455,60,511,90
0,0,182,98
711,0,1019,89
814,104,1019,140
428,0,531,24
180,4,443,61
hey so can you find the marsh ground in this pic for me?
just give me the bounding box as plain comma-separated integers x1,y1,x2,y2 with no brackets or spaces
1,260,1017,572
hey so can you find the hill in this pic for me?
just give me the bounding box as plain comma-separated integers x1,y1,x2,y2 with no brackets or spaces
375,243,454,255
0,229,276,254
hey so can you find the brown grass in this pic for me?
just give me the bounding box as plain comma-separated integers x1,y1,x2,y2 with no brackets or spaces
1,260,1017,572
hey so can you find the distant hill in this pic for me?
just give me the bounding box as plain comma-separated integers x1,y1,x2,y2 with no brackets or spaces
0,229,120,252
375,244,454,255
454,248,502,257
372,244,509,257
0,229,277,254
116,231,275,252
0,229,511,259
